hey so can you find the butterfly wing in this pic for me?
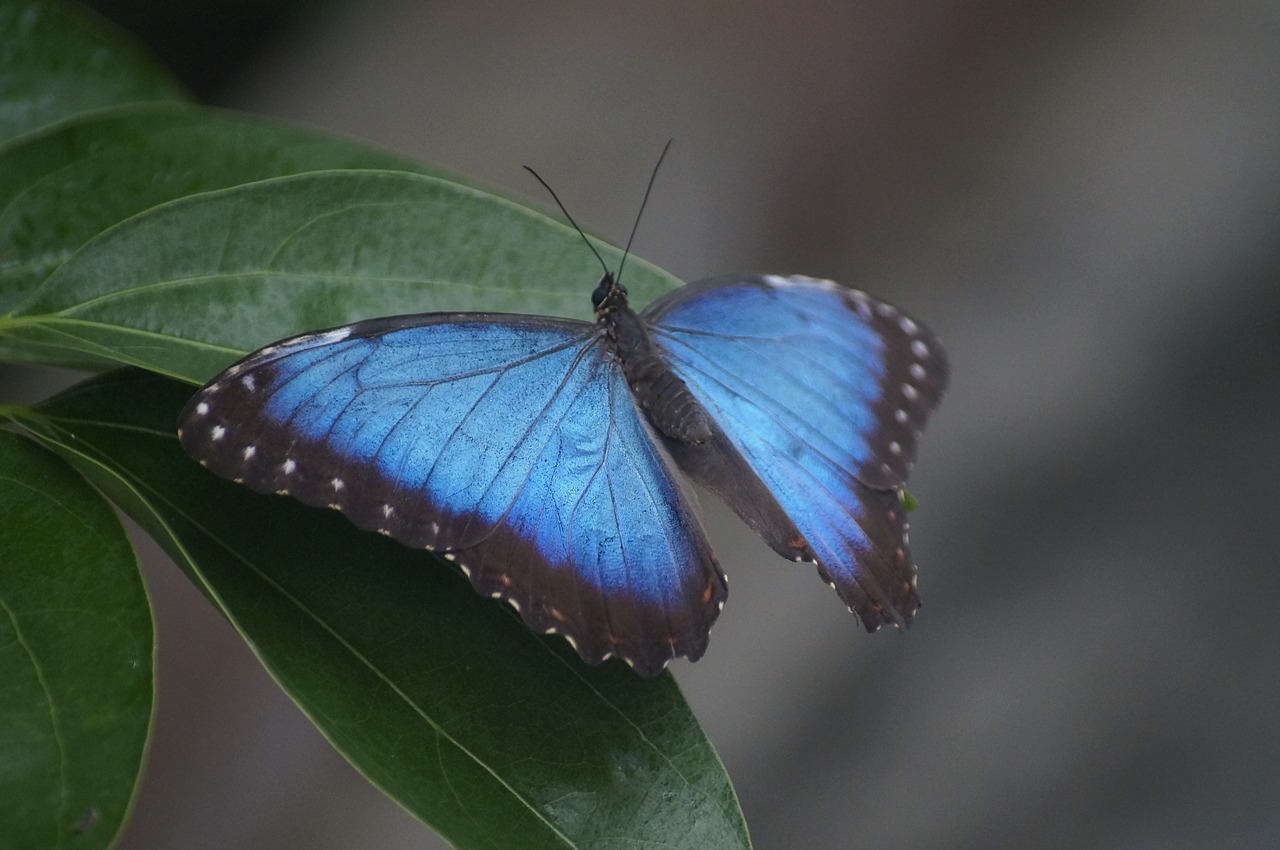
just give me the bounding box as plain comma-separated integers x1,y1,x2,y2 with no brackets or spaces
643,274,948,629
178,314,726,675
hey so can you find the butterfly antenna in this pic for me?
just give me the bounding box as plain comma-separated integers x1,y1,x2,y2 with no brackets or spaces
617,138,673,284
523,165,611,279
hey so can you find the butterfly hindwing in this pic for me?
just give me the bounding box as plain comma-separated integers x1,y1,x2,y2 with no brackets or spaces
178,314,726,675
643,274,948,629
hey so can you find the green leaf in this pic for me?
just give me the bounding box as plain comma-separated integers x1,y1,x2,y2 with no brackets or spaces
18,370,750,850
0,103,439,315
0,428,153,850
0,0,187,144
2,169,680,377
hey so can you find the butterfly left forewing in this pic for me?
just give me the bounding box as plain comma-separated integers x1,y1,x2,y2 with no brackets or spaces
179,314,725,675
644,274,948,629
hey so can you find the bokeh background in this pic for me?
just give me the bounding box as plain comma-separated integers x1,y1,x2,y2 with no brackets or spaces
22,1,1280,847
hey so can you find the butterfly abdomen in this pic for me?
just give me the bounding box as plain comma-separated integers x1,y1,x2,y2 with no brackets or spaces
624,354,712,445
604,297,711,444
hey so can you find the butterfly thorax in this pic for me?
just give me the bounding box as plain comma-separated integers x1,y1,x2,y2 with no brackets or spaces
593,273,712,446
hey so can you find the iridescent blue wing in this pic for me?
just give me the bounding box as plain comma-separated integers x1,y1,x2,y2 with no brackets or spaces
643,274,948,629
178,315,726,675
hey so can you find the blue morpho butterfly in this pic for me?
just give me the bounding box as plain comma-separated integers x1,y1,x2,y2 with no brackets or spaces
177,173,948,677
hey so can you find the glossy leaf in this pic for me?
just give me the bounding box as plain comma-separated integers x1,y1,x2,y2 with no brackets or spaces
17,370,750,850
0,0,186,143
0,428,153,850
0,103,437,316
2,169,680,378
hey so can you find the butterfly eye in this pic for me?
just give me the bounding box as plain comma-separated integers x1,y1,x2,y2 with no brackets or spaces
591,273,625,310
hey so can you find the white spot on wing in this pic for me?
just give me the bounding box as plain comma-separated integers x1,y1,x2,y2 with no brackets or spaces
240,374,256,392
195,401,209,416
909,363,926,381
210,425,226,441
895,409,909,424
330,477,344,491
282,458,296,475
899,316,918,335
242,445,256,460
911,339,930,359
902,383,919,401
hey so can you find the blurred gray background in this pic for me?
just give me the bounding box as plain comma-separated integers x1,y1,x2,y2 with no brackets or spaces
45,1,1280,847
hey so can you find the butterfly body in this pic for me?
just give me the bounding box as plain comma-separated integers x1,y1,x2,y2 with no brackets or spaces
179,273,946,675
596,274,713,445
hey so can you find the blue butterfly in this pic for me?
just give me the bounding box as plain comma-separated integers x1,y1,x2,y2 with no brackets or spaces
178,271,947,675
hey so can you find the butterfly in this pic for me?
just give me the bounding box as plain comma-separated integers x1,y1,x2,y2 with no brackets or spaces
178,271,947,676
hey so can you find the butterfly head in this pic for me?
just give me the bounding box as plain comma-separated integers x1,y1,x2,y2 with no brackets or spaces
592,272,630,317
